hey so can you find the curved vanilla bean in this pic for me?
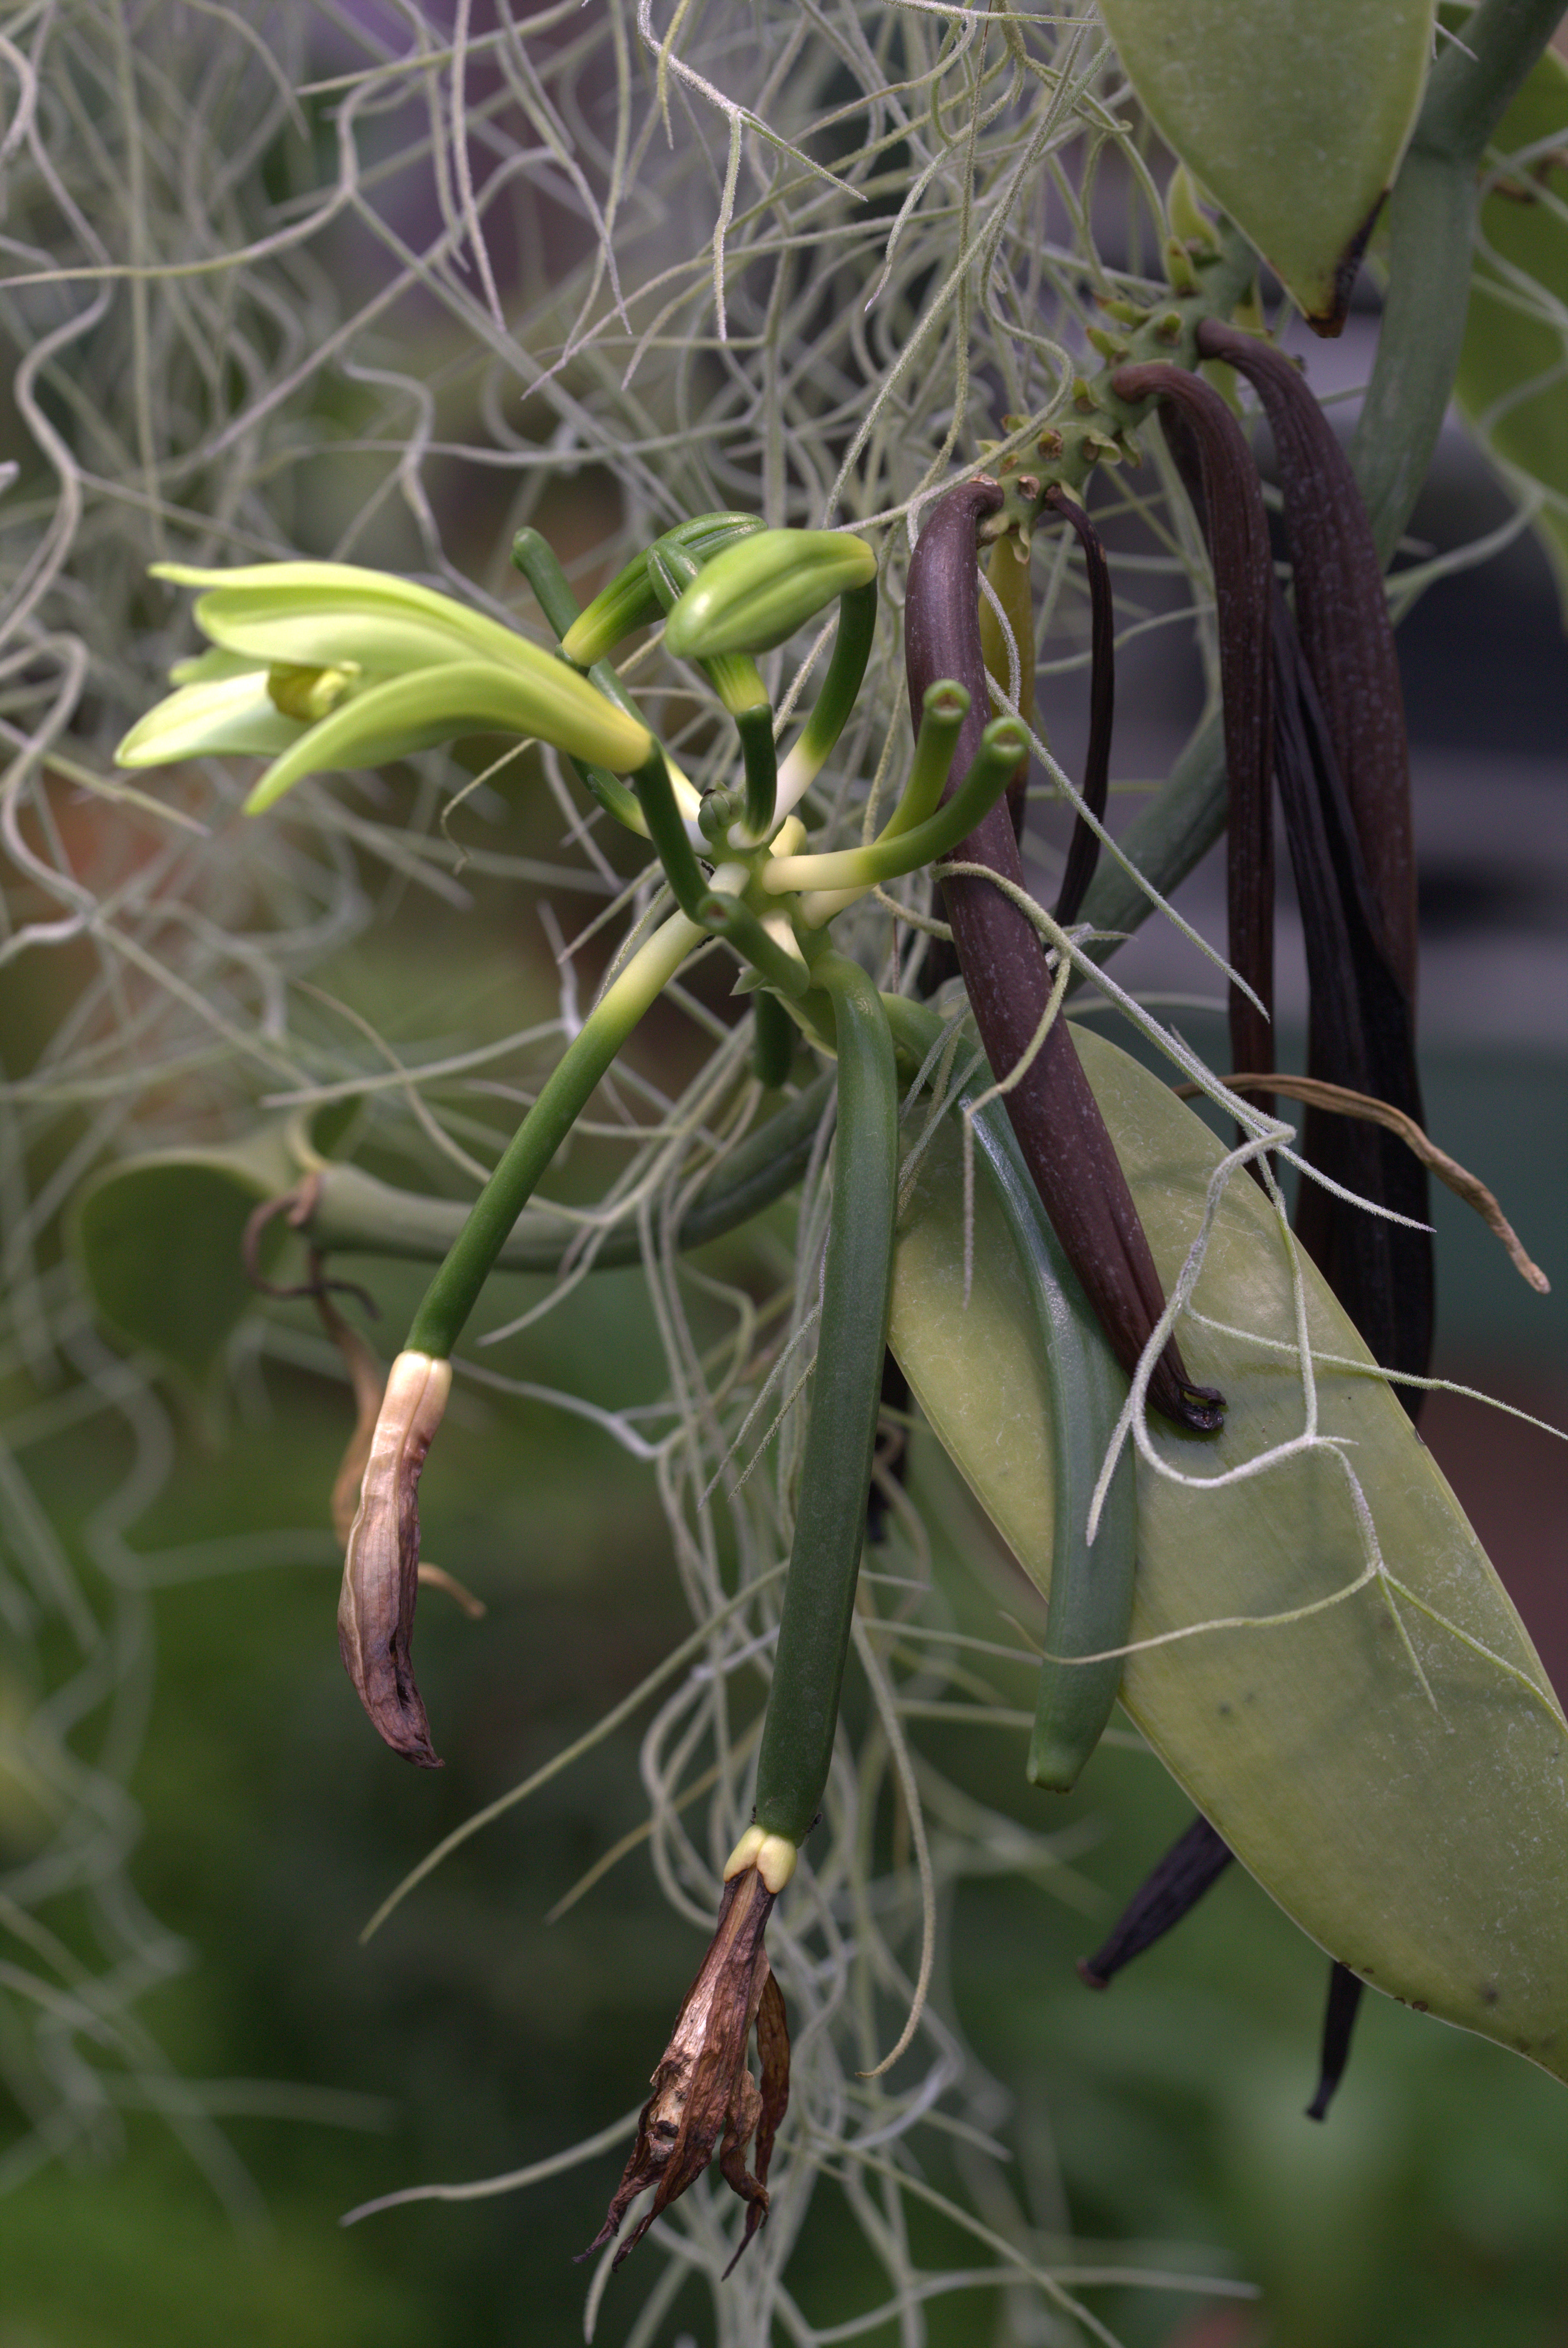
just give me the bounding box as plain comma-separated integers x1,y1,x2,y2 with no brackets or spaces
1077,1814,1233,1988
905,479,1221,1432
1271,603,1433,1391
1197,320,1417,999
1042,486,1113,928
1112,362,1275,1110
1307,1962,1365,2122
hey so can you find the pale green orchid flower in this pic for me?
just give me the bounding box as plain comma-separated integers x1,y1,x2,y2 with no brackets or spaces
116,561,652,813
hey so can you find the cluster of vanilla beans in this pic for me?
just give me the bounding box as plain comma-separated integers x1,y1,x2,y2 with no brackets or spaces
903,334,1430,2122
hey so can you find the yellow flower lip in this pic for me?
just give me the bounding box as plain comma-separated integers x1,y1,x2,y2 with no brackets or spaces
663,528,875,658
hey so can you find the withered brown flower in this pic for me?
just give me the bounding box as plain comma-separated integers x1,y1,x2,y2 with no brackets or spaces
582,1858,790,2277
337,1347,450,1768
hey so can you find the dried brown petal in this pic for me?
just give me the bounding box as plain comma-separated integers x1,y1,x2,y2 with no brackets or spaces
582,1863,789,2275
337,1347,449,1767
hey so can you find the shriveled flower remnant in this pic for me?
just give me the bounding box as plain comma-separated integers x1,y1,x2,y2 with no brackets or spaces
582,1835,792,2275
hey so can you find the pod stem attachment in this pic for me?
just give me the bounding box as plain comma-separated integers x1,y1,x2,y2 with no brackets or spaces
752,951,898,1848
404,907,701,1360
774,579,878,811
763,714,1030,898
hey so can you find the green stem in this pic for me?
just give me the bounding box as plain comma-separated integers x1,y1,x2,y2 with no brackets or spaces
774,580,878,807
404,910,700,1356
764,715,1029,896
1352,0,1567,562
752,952,898,1846
510,526,649,833
303,1069,835,1268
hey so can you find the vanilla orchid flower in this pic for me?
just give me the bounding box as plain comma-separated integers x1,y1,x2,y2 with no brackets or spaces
115,560,652,811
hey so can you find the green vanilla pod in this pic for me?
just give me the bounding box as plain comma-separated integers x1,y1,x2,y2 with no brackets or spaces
903,477,1222,1433
560,511,764,667
1110,363,1276,1109
751,991,798,1089
1041,486,1114,927
884,995,1137,1792
752,952,899,1847
664,528,877,659
334,909,704,1762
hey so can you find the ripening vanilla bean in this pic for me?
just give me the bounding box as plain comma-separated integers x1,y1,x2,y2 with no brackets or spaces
1041,484,1115,927
1077,1814,1233,1988
1110,362,1276,1111
1193,320,1433,1395
1307,1962,1366,2122
905,479,1222,1432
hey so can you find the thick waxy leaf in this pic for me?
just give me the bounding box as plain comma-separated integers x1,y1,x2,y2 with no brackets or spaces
1099,0,1436,332
1451,36,1568,628
890,1022,1568,2080
70,1129,297,1383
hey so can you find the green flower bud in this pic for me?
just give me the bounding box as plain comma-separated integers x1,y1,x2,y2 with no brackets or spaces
559,511,764,666
662,528,876,659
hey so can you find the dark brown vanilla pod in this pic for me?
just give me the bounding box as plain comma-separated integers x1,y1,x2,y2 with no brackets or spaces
1042,486,1113,928
906,480,1222,1433
1272,602,1433,1397
1307,1961,1365,2122
1195,320,1417,1000
1112,362,1275,1110
1077,1814,1233,1988
582,1862,789,2275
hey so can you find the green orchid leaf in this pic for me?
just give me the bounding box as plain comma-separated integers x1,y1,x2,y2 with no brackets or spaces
663,528,876,657
240,657,652,812
1451,32,1568,628
1099,0,1436,332
890,1021,1568,2081
71,1127,299,1386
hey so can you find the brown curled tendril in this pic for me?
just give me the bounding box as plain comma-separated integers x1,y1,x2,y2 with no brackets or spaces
904,478,1222,1433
